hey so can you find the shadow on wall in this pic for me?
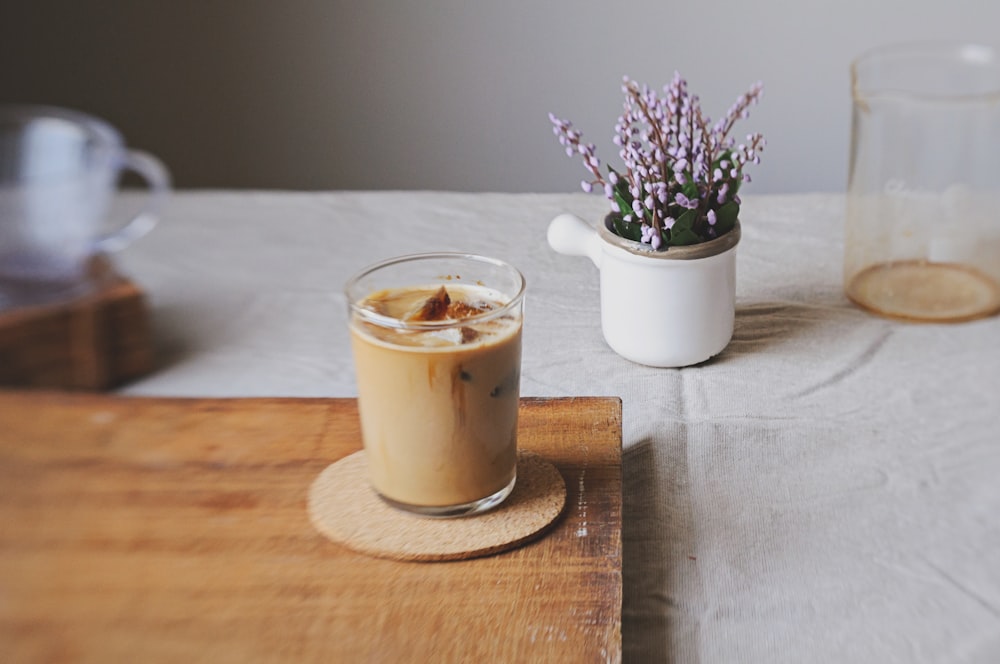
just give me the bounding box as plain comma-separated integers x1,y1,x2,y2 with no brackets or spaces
0,3,790,192
0,3,352,189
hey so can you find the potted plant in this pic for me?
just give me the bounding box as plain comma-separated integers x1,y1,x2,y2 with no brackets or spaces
547,72,765,367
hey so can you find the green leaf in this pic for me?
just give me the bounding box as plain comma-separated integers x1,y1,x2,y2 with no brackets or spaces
611,214,643,242
714,200,739,235
667,210,701,246
713,149,734,168
673,209,696,231
609,174,634,220
613,189,632,220
669,227,702,246
611,214,628,237
623,221,644,242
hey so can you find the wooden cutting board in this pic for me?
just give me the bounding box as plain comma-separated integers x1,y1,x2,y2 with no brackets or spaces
0,392,622,663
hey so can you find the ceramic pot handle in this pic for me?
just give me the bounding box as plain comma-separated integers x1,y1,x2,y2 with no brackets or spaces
547,213,603,269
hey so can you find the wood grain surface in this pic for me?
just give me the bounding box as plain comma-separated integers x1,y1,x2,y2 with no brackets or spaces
0,259,154,390
0,392,622,663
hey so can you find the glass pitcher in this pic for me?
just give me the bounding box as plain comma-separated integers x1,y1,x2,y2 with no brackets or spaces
845,42,1000,322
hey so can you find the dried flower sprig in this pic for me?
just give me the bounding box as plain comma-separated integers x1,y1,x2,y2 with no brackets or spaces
550,72,765,249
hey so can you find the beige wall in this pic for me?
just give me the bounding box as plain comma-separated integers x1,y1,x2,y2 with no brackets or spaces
2,1,997,192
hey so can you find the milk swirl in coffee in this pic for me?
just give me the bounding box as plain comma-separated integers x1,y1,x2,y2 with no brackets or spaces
350,283,522,512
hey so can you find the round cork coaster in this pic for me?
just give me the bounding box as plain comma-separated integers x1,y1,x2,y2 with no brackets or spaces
308,452,566,562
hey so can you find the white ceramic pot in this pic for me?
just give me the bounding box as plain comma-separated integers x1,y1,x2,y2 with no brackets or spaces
547,213,741,367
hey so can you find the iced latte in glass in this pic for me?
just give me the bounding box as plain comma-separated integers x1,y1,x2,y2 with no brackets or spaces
345,253,525,517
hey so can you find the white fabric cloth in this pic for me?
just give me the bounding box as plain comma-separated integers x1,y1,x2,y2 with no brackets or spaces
118,191,1000,664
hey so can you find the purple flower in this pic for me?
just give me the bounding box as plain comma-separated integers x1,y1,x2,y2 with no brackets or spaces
549,74,763,249
674,192,698,209
717,183,729,204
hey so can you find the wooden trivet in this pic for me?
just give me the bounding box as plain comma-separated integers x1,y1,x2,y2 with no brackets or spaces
0,256,154,390
308,451,567,561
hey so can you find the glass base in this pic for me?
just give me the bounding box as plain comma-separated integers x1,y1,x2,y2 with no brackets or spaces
0,277,93,312
847,260,1000,323
376,474,517,519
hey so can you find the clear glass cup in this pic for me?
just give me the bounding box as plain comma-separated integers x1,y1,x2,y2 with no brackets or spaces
845,42,1000,322
0,105,170,311
345,253,525,518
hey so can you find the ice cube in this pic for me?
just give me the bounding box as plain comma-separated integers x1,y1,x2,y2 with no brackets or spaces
406,286,450,321
421,328,465,346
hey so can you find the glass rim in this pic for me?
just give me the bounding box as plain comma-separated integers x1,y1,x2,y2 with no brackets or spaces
0,104,122,145
851,41,1000,102
0,104,124,183
345,251,526,331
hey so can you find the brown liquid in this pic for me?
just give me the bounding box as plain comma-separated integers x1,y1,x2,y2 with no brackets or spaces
350,284,521,508
847,260,1000,323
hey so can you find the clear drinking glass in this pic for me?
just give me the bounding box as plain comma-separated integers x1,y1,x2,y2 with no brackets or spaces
345,253,525,518
845,42,1000,322
0,105,170,311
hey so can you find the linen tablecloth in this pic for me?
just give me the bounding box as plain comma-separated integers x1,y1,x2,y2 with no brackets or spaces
115,191,1000,663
